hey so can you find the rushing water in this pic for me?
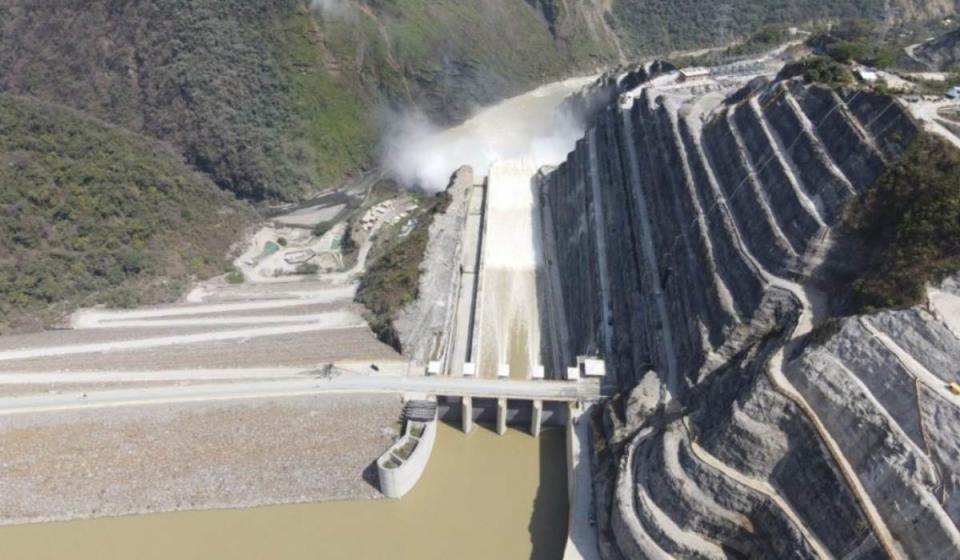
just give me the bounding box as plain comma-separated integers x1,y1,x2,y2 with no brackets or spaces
477,160,545,380
384,76,595,191
0,76,590,559
0,423,567,560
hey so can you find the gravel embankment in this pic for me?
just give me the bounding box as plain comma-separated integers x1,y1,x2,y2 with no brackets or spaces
0,393,402,526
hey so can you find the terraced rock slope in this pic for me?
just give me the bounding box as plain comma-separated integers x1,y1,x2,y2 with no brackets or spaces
540,64,960,558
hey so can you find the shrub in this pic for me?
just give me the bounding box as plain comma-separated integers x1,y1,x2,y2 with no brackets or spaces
341,223,358,254
353,189,454,350
779,56,854,87
393,437,419,460
294,263,319,275
0,94,251,332
312,221,333,238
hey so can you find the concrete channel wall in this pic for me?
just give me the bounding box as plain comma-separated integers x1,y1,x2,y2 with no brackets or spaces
447,176,486,376
564,403,601,560
376,417,438,499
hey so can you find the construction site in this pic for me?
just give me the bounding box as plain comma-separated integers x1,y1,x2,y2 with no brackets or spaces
4,37,960,560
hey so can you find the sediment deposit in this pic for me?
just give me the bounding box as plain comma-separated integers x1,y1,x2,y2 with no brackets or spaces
0,394,401,526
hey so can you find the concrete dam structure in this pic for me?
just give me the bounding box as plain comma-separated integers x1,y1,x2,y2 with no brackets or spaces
535,63,960,558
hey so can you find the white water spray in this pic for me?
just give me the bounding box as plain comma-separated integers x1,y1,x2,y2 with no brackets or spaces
380,76,595,191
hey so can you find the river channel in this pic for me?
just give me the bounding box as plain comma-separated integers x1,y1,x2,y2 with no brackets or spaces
0,423,568,559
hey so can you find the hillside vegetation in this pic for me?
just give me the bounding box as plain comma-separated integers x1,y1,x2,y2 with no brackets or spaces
356,189,451,349
4,0,950,201
0,0,955,335
0,94,252,333
0,0,373,201
611,0,956,55
0,0,619,200
845,132,960,310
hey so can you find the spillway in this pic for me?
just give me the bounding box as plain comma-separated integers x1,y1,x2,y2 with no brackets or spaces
474,160,545,380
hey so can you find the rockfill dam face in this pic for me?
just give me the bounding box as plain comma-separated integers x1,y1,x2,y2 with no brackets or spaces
536,63,960,558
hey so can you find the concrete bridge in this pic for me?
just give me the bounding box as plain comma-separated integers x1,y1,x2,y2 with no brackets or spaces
0,370,600,437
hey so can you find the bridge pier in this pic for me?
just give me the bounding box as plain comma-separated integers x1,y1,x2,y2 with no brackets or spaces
461,396,474,434
497,398,508,435
530,399,543,437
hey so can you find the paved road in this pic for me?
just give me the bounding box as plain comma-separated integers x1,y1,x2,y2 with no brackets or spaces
0,372,600,416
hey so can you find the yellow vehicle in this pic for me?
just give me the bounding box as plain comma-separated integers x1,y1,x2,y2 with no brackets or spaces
950,383,960,396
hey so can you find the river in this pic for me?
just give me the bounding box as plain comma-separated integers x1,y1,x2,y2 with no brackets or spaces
0,423,568,560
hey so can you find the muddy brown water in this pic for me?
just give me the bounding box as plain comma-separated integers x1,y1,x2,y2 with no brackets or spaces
0,422,568,560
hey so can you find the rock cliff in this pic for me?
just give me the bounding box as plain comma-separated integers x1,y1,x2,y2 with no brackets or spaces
913,27,960,70
539,65,960,557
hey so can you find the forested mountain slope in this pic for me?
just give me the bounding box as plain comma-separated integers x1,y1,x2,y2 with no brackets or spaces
0,0,955,332
610,0,958,55
3,0,955,200
0,94,252,333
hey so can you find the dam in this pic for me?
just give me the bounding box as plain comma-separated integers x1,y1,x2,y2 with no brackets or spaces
0,74,603,560
3,25,960,560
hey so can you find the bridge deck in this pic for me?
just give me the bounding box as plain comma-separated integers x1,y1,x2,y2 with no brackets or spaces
0,371,600,416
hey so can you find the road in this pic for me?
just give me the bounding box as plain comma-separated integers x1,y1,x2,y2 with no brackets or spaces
0,372,600,416
905,99,960,150
684,421,833,560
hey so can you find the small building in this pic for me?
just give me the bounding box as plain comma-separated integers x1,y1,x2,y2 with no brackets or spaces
856,68,879,83
946,86,960,100
578,356,607,378
677,67,710,83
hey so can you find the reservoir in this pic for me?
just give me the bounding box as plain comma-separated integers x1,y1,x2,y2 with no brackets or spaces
0,423,568,560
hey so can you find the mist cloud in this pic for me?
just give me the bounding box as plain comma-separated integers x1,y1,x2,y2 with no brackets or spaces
310,0,350,17
379,77,595,192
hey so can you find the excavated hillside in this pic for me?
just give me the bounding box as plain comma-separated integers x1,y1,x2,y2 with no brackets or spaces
914,27,960,70
539,65,960,558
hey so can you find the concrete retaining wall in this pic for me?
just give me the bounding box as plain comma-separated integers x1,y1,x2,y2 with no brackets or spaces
377,417,438,499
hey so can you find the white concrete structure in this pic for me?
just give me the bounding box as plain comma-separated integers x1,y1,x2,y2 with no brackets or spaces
564,403,600,560
0,373,600,417
497,398,508,435
580,358,607,378
857,68,879,83
567,366,581,381
461,396,474,433
678,67,710,82
448,182,485,377
377,416,438,499
531,399,543,437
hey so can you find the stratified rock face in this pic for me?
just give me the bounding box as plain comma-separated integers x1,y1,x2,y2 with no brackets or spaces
540,67,960,558
913,28,960,71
